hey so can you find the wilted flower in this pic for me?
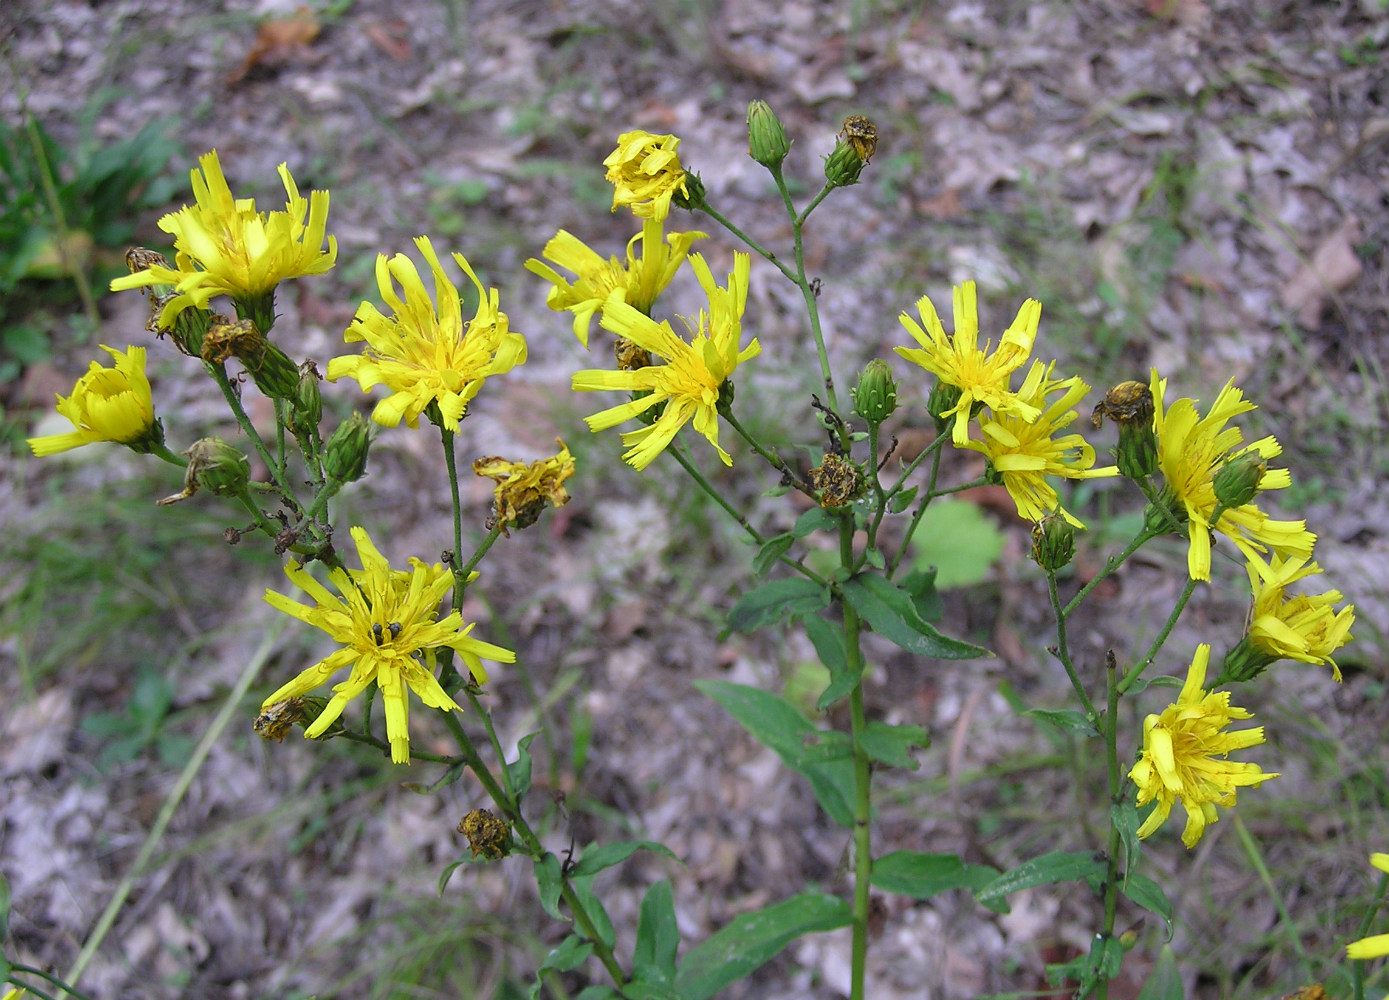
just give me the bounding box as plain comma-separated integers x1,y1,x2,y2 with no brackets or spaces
603,130,689,221
473,440,575,534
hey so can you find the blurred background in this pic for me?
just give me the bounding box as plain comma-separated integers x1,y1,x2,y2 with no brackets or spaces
1,1,1386,997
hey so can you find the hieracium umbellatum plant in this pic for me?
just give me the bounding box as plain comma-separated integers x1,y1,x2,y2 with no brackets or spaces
11,101,1368,1000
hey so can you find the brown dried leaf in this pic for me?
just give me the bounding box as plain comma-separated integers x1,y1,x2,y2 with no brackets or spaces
228,6,321,84
1281,215,1364,328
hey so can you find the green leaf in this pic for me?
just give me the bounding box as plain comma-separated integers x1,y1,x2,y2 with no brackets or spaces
1046,932,1124,997
792,507,838,538
1025,709,1100,738
577,989,620,1000
507,732,539,804
977,852,1107,905
887,485,918,514
674,894,852,1000
622,983,684,1000
858,721,930,770
531,935,594,1000
696,680,855,827
908,499,1005,588
801,614,858,711
870,850,1000,900
0,872,9,939
752,534,794,577
534,853,564,920
1111,800,1143,885
633,880,679,984
900,567,942,622
570,841,679,878
1120,872,1171,924
1135,945,1183,1000
841,574,988,660
795,730,853,764
570,874,616,949
727,578,830,634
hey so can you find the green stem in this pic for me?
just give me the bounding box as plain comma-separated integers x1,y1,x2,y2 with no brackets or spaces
697,200,797,284
440,425,467,602
1098,653,1123,1000
887,445,943,578
668,444,827,586
9,964,97,1000
1118,576,1199,694
148,442,189,467
334,729,461,765
1232,813,1310,967
794,182,835,227
455,525,505,588
462,686,517,800
840,521,872,1000
440,711,628,988
206,361,291,493
720,406,815,499
1046,573,1099,722
783,185,840,419
1062,524,1159,618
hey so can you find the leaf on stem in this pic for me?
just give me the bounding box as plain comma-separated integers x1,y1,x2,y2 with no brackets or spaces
842,573,988,659
870,850,1000,901
633,879,680,985
859,720,930,770
673,893,853,1000
529,935,594,1000
800,613,857,710
727,578,830,633
976,851,1107,907
506,732,539,803
570,841,680,878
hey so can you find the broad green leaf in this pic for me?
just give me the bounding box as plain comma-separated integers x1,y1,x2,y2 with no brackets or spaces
801,614,859,711
908,499,1005,588
530,935,594,1000
437,857,491,894
858,721,930,770
870,850,999,900
622,983,685,1000
727,578,830,634
900,567,942,622
1120,872,1171,924
977,851,1107,905
570,873,616,948
795,730,853,764
1135,945,1183,1000
696,680,855,827
1046,932,1124,997
752,534,794,577
534,852,564,920
577,989,620,1000
570,841,679,878
842,574,988,660
1025,709,1100,738
506,732,539,803
862,546,885,569
633,880,679,984
674,894,852,1000
1111,800,1143,885
792,507,838,538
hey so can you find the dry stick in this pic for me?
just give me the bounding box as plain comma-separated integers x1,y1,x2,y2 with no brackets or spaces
58,620,284,998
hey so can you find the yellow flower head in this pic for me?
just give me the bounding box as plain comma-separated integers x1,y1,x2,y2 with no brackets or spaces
894,280,1042,446
109,150,336,329
573,252,758,470
1347,853,1389,960
1151,370,1315,581
328,236,527,432
1129,645,1277,848
472,439,576,535
28,345,161,456
603,130,689,221
1244,554,1355,680
261,526,514,764
525,218,707,347
962,360,1118,527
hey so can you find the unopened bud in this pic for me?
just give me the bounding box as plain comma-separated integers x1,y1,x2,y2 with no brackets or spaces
1092,381,1157,479
457,808,513,860
1031,513,1076,572
747,100,791,169
852,359,898,424
671,171,707,212
824,140,867,188
288,361,323,436
926,381,964,433
187,437,251,496
242,336,301,402
324,412,372,483
1211,637,1277,687
1213,451,1266,510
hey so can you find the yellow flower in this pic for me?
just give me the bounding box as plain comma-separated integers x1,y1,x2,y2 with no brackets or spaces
1151,371,1315,581
328,236,527,432
472,439,576,534
894,280,1041,446
1243,554,1354,680
109,150,336,329
27,345,162,456
573,252,758,470
261,527,514,764
603,130,689,221
1347,854,1389,960
1129,645,1277,848
961,360,1118,526
525,218,707,347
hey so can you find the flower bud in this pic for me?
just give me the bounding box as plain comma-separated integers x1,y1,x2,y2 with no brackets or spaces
242,336,302,402
747,100,791,168
1092,381,1157,479
458,808,513,859
1031,513,1077,572
926,381,963,433
824,140,867,188
324,412,372,483
1213,451,1266,510
1143,487,1188,536
808,453,865,508
671,171,707,212
288,361,323,436
1211,637,1277,686
187,437,251,496
852,359,898,424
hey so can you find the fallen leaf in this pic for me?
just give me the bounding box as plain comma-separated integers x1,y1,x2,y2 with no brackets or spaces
1281,215,1364,328
229,6,321,84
